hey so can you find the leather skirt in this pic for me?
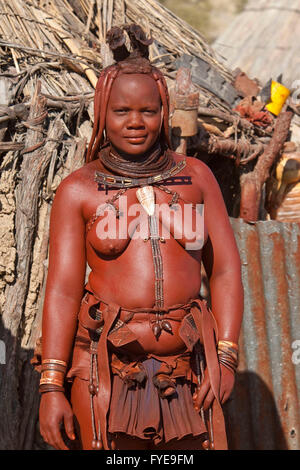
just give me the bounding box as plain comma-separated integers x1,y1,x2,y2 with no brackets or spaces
66,284,227,450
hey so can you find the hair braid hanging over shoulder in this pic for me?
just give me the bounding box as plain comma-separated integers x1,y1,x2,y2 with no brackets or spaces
85,24,172,163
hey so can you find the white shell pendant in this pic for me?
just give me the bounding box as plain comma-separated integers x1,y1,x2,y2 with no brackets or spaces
136,186,155,216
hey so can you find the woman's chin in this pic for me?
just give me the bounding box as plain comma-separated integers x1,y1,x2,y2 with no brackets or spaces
111,143,155,159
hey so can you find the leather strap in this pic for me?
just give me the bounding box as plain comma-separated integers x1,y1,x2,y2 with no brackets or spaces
78,293,103,330
95,302,121,450
191,298,228,450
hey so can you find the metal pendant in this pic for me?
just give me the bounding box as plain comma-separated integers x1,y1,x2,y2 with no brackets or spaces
136,185,155,216
161,319,173,333
152,322,161,339
202,439,210,450
92,439,103,450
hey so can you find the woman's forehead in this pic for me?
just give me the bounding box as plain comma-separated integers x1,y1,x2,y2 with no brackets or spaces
109,73,161,102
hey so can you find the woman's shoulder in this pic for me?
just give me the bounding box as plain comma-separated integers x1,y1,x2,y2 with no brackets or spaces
61,159,99,185
171,151,217,184
54,160,99,204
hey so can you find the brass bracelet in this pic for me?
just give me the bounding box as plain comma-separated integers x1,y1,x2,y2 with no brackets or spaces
42,358,67,367
218,349,239,374
218,358,237,374
39,359,67,393
218,347,238,361
41,364,66,374
39,384,65,394
218,340,239,351
40,370,65,385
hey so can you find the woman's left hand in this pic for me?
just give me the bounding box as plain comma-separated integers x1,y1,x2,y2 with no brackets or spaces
192,364,235,412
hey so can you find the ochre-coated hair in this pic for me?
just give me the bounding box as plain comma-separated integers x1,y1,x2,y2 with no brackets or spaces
86,24,172,163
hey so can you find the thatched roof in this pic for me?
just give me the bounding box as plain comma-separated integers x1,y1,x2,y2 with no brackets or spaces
213,0,300,88
0,0,234,105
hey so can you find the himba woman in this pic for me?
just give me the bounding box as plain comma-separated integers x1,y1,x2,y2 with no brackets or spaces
37,24,244,451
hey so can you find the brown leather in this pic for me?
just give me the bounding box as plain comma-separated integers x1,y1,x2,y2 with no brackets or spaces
191,299,220,403
191,298,228,450
95,302,121,450
110,350,193,398
78,293,103,331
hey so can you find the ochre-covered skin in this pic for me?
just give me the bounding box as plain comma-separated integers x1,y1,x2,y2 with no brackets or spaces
39,73,244,450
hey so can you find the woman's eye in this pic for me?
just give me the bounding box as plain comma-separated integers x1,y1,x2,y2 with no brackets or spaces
114,109,128,114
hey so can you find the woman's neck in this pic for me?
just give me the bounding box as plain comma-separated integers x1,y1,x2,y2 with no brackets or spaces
98,141,174,178
109,141,160,163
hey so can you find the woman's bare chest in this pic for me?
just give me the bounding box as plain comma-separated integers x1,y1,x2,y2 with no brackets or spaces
84,181,205,258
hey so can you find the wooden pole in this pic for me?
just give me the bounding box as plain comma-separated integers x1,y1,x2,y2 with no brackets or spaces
239,111,293,222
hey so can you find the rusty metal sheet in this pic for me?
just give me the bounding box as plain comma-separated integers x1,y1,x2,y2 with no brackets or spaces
224,218,300,450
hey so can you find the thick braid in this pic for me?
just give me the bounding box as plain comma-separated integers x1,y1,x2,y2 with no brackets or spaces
86,66,119,163
152,70,172,149
86,71,105,163
89,67,120,162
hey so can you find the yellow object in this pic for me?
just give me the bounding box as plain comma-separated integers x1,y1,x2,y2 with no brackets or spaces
266,80,290,116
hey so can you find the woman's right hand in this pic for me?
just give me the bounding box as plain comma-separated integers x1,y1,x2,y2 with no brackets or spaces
39,392,76,450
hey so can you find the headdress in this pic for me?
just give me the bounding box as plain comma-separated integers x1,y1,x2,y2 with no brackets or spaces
85,24,172,164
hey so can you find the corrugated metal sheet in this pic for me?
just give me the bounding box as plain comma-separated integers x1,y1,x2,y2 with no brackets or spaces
225,218,300,450
224,218,300,450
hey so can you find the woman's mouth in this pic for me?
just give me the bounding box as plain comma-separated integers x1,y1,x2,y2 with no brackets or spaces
124,135,147,144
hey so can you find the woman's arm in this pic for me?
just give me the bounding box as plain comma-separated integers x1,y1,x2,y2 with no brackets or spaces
201,167,244,342
42,175,87,360
191,159,244,411
40,173,87,450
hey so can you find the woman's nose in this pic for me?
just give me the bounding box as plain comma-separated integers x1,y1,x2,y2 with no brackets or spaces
127,111,144,128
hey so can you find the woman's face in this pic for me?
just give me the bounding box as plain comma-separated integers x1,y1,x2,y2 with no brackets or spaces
105,73,162,157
